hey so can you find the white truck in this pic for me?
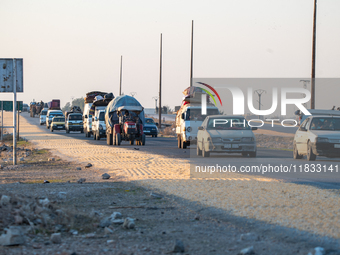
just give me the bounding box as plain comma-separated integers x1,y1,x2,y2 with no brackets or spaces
92,108,106,140
176,104,219,149
83,91,109,138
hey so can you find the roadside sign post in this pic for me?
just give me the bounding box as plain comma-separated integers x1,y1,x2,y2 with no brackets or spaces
1,101,3,141
13,59,17,165
0,58,23,165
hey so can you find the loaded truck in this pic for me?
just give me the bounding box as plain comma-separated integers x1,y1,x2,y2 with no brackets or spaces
83,91,114,137
46,99,62,129
83,91,108,137
90,93,114,140
176,87,219,149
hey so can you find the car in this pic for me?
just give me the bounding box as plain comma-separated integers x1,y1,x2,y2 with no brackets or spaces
50,116,65,132
46,110,64,129
197,115,257,157
39,109,48,125
293,116,340,161
143,118,158,137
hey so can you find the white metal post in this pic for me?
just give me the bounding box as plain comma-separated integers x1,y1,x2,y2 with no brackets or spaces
13,59,17,165
1,101,3,141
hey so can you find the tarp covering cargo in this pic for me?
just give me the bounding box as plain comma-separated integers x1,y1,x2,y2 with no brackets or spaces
105,95,145,128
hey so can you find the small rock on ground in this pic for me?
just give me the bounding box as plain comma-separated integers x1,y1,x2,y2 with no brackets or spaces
48,157,55,161
0,226,25,246
77,178,86,184
308,247,325,255
76,167,81,170
123,217,135,229
0,195,10,206
50,233,61,244
173,239,185,253
102,173,110,179
110,212,122,220
238,246,255,255
104,227,113,235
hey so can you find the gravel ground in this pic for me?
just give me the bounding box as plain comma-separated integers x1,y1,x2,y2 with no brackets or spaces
0,112,339,254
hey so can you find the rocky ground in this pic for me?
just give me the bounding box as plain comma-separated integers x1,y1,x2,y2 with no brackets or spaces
0,140,339,255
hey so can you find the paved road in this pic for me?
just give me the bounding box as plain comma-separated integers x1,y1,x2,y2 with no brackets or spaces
21,113,340,187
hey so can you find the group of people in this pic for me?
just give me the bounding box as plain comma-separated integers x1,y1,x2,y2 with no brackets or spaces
310,118,340,130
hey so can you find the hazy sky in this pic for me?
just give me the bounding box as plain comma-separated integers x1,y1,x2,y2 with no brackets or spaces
1,0,339,109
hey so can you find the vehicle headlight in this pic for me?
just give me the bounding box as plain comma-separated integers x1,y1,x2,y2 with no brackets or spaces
186,127,192,132
99,124,103,130
317,137,329,142
212,137,222,143
242,137,254,142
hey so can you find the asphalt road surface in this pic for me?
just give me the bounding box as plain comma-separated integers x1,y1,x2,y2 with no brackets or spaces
23,113,340,188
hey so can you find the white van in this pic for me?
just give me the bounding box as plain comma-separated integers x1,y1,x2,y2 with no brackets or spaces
176,104,219,149
92,109,106,140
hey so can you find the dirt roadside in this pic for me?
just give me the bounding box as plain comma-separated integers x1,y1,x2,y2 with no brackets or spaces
0,142,339,255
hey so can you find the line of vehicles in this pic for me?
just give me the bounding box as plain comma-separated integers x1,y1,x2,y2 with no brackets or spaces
33,92,159,146
30,87,340,161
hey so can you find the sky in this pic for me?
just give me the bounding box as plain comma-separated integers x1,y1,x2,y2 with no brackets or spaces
0,0,339,110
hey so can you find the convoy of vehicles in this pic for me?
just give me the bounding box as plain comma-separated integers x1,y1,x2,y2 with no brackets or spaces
293,116,340,161
27,91,340,161
197,115,257,157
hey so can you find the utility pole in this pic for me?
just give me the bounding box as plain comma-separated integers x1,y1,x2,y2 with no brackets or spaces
119,55,123,96
254,89,266,120
190,20,194,87
152,96,158,113
311,0,317,109
300,80,310,108
158,33,162,129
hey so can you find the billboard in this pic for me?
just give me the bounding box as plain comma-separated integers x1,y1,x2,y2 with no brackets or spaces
0,58,23,93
